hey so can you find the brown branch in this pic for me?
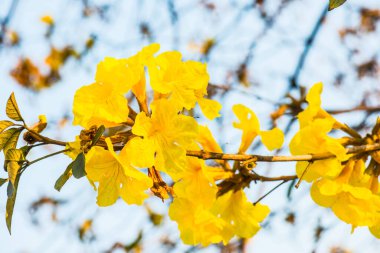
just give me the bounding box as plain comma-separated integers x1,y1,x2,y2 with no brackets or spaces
327,105,380,115
24,129,67,147
0,0,19,45
186,143,380,162
250,174,297,182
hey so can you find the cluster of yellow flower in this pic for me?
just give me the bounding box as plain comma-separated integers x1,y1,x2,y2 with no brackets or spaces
67,44,286,245
290,83,380,238
64,44,380,245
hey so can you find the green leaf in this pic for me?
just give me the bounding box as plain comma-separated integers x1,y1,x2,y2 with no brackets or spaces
5,149,25,197
54,163,73,191
91,125,105,147
6,173,21,234
328,0,347,11
20,145,32,157
72,152,86,179
6,162,20,197
0,128,23,153
0,178,8,187
6,93,24,122
0,120,14,134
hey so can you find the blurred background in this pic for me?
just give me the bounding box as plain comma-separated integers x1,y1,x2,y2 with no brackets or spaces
1,0,380,252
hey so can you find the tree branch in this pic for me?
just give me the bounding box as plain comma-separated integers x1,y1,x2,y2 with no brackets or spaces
186,143,380,162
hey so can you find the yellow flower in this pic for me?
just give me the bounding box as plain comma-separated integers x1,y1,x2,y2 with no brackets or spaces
290,119,347,182
168,151,267,246
311,179,380,227
298,82,335,128
169,197,230,246
73,44,160,129
132,99,198,179
95,57,140,93
232,104,284,153
72,82,130,129
40,15,54,25
85,138,152,206
310,160,380,227
211,190,270,239
148,51,221,119
290,83,346,182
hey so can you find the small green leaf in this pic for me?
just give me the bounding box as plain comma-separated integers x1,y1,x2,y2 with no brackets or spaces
4,149,24,197
5,148,25,162
91,125,105,147
72,152,86,179
7,181,14,198
54,163,73,191
6,162,20,197
0,120,14,134
6,173,21,234
6,93,24,122
0,178,8,187
328,0,347,11
0,128,23,153
20,146,32,157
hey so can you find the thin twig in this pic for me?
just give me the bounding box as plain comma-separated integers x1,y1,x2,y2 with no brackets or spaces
186,143,380,162
253,180,289,205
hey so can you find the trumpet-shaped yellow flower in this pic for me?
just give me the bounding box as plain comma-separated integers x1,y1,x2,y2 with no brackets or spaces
311,160,380,227
173,157,217,205
96,43,159,94
169,155,265,246
290,118,347,182
85,138,152,206
132,99,198,179
232,104,284,153
311,179,380,227
148,51,221,119
73,82,130,129
169,197,231,246
298,82,335,128
73,44,160,129
211,190,270,239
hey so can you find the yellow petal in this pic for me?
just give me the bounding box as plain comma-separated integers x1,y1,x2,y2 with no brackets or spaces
122,137,155,168
232,104,260,153
132,112,153,137
310,180,337,207
298,82,323,128
197,125,223,153
97,175,119,206
119,174,152,205
295,159,342,182
169,198,229,246
259,127,284,151
198,97,222,120
369,225,380,239
211,190,270,238
95,57,141,93
73,83,129,129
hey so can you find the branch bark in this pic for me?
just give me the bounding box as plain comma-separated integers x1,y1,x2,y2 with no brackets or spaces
186,143,380,162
